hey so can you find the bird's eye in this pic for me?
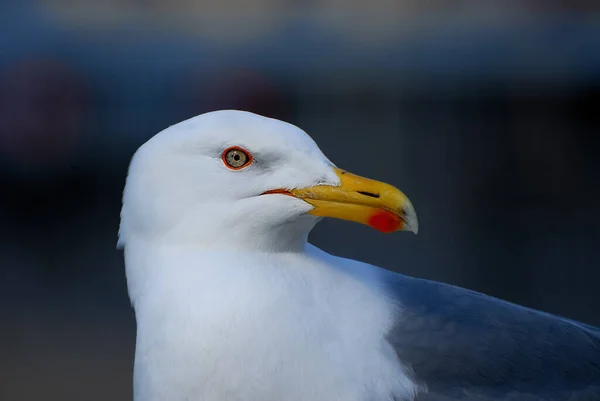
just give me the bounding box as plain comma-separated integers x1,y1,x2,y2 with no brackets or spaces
222,147,252,170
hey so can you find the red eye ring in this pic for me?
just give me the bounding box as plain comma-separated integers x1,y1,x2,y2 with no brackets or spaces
222,146,253,170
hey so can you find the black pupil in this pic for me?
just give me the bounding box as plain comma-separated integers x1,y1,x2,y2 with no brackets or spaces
234,154,240,161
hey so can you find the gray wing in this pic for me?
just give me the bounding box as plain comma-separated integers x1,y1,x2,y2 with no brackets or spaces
383,272,600,401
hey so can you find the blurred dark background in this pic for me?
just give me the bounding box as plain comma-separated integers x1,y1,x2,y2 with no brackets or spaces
1,1,599,400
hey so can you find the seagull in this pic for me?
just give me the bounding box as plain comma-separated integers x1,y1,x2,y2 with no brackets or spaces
119,110,600,401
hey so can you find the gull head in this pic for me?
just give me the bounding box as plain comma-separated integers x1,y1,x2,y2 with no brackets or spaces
119,110,417,252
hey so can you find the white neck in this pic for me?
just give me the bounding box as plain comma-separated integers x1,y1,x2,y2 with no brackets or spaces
124,242,419,401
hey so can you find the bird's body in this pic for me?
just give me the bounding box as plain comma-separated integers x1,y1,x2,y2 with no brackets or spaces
120,110,600,401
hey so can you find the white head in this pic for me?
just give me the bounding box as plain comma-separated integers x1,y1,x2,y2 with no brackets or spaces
119,110,416,253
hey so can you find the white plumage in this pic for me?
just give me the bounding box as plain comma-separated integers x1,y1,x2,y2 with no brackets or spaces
119,110,420,401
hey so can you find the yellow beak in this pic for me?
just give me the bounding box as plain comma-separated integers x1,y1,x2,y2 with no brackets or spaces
266,168,418,234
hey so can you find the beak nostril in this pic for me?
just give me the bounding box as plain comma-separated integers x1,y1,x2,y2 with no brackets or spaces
357,191,380,199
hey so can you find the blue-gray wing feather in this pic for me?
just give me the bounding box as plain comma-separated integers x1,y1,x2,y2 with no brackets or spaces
383,272,600,400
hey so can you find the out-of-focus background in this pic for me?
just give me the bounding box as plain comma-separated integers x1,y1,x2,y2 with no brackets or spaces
1,1,599,400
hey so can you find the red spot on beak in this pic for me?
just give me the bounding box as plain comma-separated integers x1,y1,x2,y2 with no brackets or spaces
367,210,404,233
